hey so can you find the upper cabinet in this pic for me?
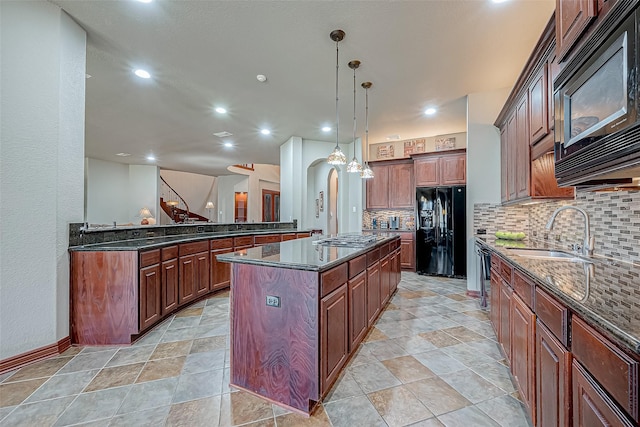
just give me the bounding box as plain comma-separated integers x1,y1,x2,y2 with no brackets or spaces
494,13,574,205
556,0,598,61
414,149,466,187
366,160,414,209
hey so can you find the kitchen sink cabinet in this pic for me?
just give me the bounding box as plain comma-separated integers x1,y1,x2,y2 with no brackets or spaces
536,320,571,427
414,150,466,187
510,293,536,424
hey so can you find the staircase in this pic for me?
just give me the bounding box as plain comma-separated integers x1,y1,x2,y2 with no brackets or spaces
160,176,209,223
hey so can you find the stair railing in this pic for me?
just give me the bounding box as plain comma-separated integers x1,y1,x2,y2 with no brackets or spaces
160,176,190,220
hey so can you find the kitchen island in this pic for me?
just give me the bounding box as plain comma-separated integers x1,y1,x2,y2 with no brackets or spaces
217,233,401,415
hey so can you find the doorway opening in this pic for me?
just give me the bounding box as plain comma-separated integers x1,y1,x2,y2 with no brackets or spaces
262,190,280,222
327,169,338,235
234,192,247,222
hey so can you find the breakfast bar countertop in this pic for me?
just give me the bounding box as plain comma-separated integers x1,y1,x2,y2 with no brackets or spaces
476,236,640,355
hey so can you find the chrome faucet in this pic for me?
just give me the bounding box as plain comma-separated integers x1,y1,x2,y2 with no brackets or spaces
546,206,595,257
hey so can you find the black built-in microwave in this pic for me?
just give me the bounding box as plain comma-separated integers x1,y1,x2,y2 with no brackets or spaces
554,5,640,187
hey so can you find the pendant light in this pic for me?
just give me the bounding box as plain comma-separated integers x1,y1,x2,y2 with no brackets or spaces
327,30,347,165
347,60,362,173
360,81,374,179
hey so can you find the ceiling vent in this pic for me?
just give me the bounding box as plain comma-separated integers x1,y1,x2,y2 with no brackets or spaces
213,131,233,138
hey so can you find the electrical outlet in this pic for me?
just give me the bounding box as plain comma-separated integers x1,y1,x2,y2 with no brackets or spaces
266,295,280,307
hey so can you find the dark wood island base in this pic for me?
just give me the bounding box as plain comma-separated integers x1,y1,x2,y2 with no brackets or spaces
221,235,401,415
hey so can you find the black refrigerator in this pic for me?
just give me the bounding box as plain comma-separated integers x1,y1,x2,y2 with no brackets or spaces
416,186,466,277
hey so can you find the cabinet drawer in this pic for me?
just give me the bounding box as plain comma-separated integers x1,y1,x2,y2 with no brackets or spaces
179,240,209,256
499,260,513,282
367,248,380,266
161,245,178,261
535,287,568,346
379,243,390,257
234,236,254,248
571,316,639,422
321,263,348,297
140,249,160,268
297,232,311,238
348,254,367,279
282,233,297,241
513,270,534,309
210,238,233,250
254,234,281,245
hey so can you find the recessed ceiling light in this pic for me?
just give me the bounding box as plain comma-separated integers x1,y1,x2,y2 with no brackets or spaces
215,107,227,114
256,74,267,83
260,129,271,135
224,142,233,148
214,131,233,138
322,126,332,132
115,152,131,157
134,69,151,79
138,0,153,3
424,107,437,115
85,74,92,79
491,0,509,3
146,155,156,161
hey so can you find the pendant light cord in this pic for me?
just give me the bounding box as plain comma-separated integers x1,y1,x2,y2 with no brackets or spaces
335,39,340,149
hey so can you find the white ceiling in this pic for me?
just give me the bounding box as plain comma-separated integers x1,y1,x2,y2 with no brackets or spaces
52,0,555,177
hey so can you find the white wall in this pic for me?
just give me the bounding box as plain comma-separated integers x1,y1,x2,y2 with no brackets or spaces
281,136,363,232
85,159,160,225
466,89,510,291
216,175,247,223
0,1,86,359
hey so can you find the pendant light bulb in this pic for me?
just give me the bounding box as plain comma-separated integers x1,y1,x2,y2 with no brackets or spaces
327,30,347,165
347,60,362,173
360,81,374,179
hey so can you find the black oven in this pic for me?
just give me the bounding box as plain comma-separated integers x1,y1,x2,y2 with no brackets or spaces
554,7,640,186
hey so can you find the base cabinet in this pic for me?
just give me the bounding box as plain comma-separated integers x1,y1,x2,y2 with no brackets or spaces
367,262,381,327
139,264,161,331
572,360,634,427
348,271,368,350
536,320,571,427
320,284,349,395
161,258,179,315
511,293,536,424
399,233,415,271
498,278,512,364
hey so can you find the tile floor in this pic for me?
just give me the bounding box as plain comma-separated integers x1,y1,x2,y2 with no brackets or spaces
0,272,531,426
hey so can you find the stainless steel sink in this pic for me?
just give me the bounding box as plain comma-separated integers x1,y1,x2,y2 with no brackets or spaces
507,248,592,263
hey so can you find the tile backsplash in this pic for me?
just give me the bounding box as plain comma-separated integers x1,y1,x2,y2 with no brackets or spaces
474,190,639,264
363,209,415,230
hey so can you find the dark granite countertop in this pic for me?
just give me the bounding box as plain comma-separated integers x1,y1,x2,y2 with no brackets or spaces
476,236,640,355
69,229,305,252
361,229,415,233
217,233,400,273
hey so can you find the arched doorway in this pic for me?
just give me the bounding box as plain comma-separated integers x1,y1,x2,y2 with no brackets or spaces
327,168,338,235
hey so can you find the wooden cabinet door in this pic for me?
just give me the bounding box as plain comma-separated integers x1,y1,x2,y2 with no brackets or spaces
380,255,391,307
556,0,598,61
507,113,518,201
572,360,634,427
389,163,414,208
139,264,161,331
516,95,531,200
348,271,367,350
500,126,509,203
366,164,389,209
179,255,196,305
194,252,210,297
400,236,415,271
389,250,398,294
536,320,571,427
320,284,348,395
489,268,500,335
529,63,549,145
499,279,512,364
367,262,381,326
510,293,536,424
440,154,466,185
161,258,179,315
415,157,439,187
211,248,232,291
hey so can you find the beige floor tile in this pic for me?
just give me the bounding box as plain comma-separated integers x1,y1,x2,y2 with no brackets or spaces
275,404,331,426
363,328,388,342
462,309,491,321
368,385,434,427
136,356,186,383
4,357,72,383
0,378,47,407
165,395,221,427
84,362,145,392
418,330,463,348
175,307,204,318
444,293,468,301
191,335,227,354
381,355,436,383
442,326,487,343
219,391,274,426
150,341,193,360
406,377,471,416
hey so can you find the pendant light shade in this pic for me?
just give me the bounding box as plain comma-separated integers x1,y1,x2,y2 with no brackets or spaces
360,81,374,179
347,60,362,173
327,30,347,165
